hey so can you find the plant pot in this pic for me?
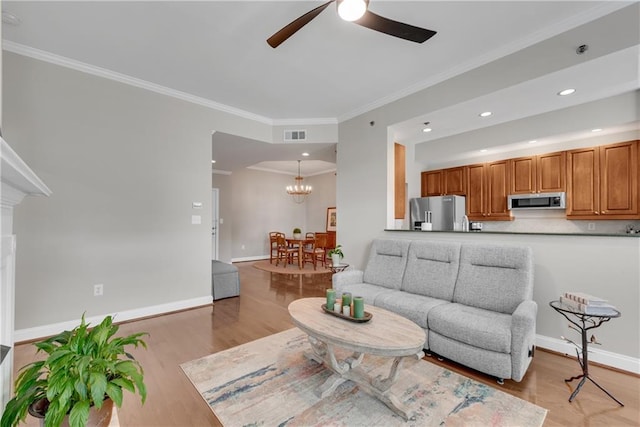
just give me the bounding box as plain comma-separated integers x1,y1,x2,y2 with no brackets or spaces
29,398,114,427
331,254,341,266
293,233,301,239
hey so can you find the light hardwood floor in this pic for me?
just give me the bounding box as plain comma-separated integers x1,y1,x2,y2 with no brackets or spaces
12,261,640,426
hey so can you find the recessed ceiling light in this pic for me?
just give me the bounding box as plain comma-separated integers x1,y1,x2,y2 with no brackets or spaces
529,140,537,144
301,152,310,157
211,160,216,163
591,128,603,132
422,127,432,133
558,88,576,96
480,149,488,153
479,111,492,118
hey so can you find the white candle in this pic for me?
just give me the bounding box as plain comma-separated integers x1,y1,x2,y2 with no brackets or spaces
342,305,350,316
333,302,341,313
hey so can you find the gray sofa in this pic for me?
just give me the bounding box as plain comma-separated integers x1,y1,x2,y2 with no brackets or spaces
212,260,240,300
332,238,536,383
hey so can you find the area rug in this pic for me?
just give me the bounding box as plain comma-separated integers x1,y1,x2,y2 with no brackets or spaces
181,328,547,427
253,260,332,275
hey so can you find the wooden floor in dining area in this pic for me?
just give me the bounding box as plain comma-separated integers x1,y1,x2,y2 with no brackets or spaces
12,261,640,426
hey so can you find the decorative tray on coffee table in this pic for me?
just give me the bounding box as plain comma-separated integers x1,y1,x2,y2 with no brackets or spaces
321,304,373,323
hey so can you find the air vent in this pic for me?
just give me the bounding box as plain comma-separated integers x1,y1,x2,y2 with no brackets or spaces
284,130,306,142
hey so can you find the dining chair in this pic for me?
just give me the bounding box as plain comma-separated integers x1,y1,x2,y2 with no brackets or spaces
269,231,284,264
303,232,327,270
305,232,315,239
276,234,298,268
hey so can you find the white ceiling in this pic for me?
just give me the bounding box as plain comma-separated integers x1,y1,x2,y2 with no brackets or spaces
2,1,639,174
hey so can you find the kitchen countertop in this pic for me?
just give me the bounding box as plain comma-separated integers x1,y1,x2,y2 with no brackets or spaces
384,229,640,238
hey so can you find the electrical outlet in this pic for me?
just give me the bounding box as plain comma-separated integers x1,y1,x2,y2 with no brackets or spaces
241,244,245,250
587,223,596,231
94,284,103,296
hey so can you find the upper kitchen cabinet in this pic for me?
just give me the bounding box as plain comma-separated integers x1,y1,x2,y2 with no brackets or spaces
511,151,565,194
421,166,466,197
566,140,638,219
466,160,512,221
394,143,406,219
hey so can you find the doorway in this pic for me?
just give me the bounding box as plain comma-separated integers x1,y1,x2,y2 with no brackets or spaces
212,188,219,260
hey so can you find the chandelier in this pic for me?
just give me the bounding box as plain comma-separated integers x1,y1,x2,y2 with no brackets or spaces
286,160,312,204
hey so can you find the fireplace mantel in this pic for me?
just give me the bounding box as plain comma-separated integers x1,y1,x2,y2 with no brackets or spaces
1,136,51,411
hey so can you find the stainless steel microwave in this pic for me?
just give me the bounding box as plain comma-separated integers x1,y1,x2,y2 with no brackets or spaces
507,192,566,210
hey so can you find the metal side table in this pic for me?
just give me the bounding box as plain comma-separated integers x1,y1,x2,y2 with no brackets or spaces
549,300,623,406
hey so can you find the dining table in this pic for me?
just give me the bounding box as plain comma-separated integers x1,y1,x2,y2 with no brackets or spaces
285,237,315,269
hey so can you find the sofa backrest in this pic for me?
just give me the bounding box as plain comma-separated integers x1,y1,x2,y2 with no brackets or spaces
363,239,410,290
402,240,461,301
453,243,533,314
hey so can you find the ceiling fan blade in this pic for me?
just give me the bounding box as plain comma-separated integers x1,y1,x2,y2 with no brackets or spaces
354,10,437,44
267,0,335,48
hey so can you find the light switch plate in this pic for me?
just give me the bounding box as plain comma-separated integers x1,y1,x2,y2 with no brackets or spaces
191,215,202,225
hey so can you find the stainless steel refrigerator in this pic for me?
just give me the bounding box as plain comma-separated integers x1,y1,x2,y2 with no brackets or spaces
410,195,466,231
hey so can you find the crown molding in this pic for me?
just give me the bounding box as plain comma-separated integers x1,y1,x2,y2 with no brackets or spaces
2,41,276,125
2,41,341,128
272,117,338,126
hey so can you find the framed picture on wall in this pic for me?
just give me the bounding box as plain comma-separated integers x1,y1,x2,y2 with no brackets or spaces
326,207,337,232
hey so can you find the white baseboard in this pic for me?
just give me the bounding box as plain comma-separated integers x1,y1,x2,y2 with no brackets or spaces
231,255,269,263
14,296,212,343
535,334,640,375
14,304,639,375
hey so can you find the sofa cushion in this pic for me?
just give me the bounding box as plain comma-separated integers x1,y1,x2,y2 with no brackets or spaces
374,290,450,330
362,239,410,290
428,332,512,380
428,303,512,353
401,240,461,301
453,244,533,314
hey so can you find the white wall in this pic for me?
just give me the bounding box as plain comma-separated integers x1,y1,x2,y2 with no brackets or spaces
3,52,273,330
218,167,336,262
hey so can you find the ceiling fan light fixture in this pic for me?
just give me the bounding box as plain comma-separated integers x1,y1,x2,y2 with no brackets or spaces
337,0,368,22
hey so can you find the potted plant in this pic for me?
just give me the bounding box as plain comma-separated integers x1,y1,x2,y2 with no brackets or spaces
1,314,148,427
328,244,344,266
292,228,302,239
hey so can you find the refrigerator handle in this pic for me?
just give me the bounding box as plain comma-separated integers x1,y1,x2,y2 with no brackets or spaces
425,211,432,223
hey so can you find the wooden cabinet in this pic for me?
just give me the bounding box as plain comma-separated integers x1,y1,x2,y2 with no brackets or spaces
511,151,565,194
421,167,466,197
466,164,486,220
326,231,336,250
466,160,512,221
566,140,639,219
421,170,443,196
394,143,406,219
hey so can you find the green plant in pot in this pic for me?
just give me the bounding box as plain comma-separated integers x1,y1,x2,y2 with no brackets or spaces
292,228,302,239
328,244,344,266
1,314,148,427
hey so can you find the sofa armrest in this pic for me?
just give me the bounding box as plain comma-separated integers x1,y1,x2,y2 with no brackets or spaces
332,270,364,291
511,300,538,381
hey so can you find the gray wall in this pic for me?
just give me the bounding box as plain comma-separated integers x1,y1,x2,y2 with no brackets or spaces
3,52,272,330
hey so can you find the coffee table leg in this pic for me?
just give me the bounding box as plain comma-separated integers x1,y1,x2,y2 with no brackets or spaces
372,351,424,391
303,335,418,421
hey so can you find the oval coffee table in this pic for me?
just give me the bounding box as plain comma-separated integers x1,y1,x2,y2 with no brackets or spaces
288,297,426,420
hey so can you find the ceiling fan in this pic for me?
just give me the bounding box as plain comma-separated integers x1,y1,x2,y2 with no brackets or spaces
267,0,437,48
